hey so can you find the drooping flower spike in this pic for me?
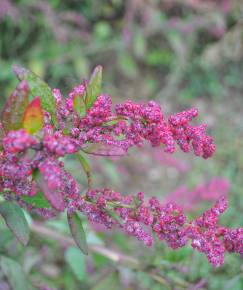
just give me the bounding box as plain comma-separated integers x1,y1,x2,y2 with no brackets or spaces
0,65,241,267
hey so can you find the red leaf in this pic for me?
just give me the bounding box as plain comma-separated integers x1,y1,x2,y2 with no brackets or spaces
1,80,29,132
40,177,65,212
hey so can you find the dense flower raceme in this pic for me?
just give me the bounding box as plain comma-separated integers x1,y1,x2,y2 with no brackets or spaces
53,85,216,157
67,190,242,267
0,78,242,267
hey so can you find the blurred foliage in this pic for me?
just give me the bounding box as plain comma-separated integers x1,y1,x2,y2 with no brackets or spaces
0,0,243,289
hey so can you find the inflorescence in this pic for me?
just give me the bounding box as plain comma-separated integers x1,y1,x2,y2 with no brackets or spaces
0,71,242,267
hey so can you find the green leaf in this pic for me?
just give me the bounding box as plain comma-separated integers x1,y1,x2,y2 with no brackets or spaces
12,65,57,125
21,192,51,208
84,65,102,108
73,93,86,118
0,256,30,290
92,253,109,268
102,117,126,127
1,80,29,132
0,229,13,249
22,97,44,134
0,201,30,246
76,153,92,188
65,246,86,281
67,212,88,255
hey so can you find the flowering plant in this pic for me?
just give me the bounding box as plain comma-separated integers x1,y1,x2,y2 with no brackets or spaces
0,65,242,267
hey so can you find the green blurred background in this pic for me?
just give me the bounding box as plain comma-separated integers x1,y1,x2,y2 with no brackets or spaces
0,0,243,289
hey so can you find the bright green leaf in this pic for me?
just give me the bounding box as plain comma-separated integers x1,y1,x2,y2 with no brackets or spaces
92,252,109,268
102,116,126,127
73,93,86,118
0,201,30,246
84,65,102,108
21,192,51,208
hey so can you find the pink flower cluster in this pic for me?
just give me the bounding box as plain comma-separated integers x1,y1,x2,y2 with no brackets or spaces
3,129,37,153
2,83,216,160
67,189,242,267
169,108,215,158
0,77,241,267
0,88,216,207
39,158,79,211
53,85,216,157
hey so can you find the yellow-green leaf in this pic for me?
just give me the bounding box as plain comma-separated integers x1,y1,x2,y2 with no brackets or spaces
84,65,102,108
23,97,44,134
73,94,86,118
21,192,51,209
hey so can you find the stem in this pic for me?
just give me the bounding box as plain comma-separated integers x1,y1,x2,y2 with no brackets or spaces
30,221,138,266
106,201,134,209
77,153,93,189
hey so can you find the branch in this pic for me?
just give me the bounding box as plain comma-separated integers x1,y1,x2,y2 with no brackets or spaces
30,221,138,266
